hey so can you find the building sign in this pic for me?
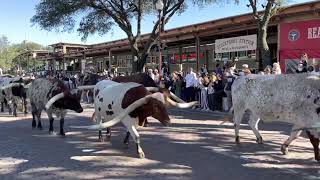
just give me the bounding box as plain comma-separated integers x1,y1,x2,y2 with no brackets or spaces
279,19,320,73
172,53,205,64
215,34,257,53
280,19,320,50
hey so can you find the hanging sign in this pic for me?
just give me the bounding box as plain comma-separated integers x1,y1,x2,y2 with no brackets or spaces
215,34,257,53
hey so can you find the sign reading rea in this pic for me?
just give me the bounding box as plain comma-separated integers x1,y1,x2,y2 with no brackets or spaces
215,34,257,53
280,19,320,50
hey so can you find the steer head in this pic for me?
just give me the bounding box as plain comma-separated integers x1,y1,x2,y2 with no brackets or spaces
45,91,83,113
133,95,171,126
147,96,170,126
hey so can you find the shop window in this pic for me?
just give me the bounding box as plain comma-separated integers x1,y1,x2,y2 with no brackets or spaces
238,51,247,60
222,52,229,60
248,50,256,59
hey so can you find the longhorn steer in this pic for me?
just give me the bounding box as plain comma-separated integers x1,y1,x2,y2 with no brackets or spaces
80,79,196,142
0,76,28,116
231,74,320,162
28,78,83,136
76,80,170,158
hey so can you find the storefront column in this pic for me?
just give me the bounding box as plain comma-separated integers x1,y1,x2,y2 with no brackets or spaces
179,46,183,72
81,53,86,74
63,57,66,73
196,35,200,72
108,50,112,72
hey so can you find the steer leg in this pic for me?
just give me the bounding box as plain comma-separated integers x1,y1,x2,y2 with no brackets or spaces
47,112,55,134
12,102,17,117
248,114,263,144
306,130,320,162
106,128,111,141
59,118,65,136
36,112,43,130
1,101,4,112
122,117,145,158
32,111,37,128
281,125,302,155
234,109,245,144
123,131,130,146
7,101,12,115
23,98,27,114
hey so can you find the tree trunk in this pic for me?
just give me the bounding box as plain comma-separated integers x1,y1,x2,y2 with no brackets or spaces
258,22,271,70
132,57,146,73
130,41,149,73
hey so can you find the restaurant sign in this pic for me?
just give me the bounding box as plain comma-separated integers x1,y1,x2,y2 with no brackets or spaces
215,34,257,53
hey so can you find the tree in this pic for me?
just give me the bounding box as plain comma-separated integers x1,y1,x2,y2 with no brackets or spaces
0,36,49,73
247,0,282,69
0,35,15,71
31,0,190,72
11,41,49,72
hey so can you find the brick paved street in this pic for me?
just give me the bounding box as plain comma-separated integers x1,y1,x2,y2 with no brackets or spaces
0,105,319,180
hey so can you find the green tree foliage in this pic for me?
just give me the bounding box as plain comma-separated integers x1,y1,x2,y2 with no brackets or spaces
31,0,214,72
0,36,49,73
0,35,17,71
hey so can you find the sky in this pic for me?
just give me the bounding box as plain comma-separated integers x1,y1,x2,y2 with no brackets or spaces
0,0,312,46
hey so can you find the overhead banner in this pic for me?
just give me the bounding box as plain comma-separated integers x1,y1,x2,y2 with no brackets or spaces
215,34,257,53
279,19,320,73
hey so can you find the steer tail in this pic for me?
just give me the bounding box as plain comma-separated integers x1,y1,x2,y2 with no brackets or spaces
219,106,234,125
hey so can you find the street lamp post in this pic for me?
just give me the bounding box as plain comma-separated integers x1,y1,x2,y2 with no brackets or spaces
155,0,164,78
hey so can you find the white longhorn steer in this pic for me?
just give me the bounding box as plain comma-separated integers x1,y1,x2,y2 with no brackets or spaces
75,80,172,158
28,78,83,135
230,73,320,162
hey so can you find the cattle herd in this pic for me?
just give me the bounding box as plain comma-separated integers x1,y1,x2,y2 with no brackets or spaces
0,73,319,163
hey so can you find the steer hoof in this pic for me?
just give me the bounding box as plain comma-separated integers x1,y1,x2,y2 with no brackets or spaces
235,136,240,144
138,151,145,159
281,145,289,155
256,137,263,144
49,131,56,135
59,132,66,136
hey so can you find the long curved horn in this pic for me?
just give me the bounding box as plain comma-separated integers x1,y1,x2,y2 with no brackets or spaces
166,97,197,108
1,83,22,90
88,92,164,130
23,83,31,89
45,93,65,110
22,77,31,81
77,85,95,90
146,87,159,92
169,92,186,103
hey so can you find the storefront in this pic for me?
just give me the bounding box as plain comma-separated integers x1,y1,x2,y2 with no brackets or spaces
280,19,320,73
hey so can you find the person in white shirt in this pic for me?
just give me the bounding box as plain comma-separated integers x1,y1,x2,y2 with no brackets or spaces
0,67,3,75
185,67,197,102
153,69,160,84
272,62,282,74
